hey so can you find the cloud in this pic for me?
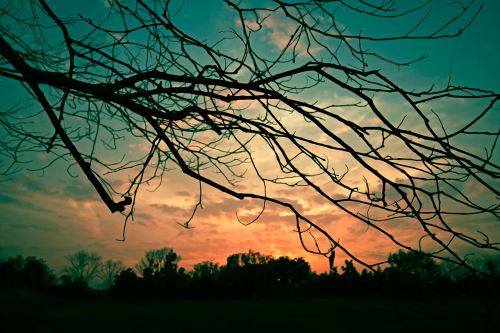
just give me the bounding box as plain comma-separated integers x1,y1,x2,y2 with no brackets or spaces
0,194,19,204
7,220,61,232
261,14,323,57
150,203,185,215
62,182,99,201
10,173,52,194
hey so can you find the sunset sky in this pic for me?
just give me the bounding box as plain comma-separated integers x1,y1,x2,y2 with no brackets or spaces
0,0,499,274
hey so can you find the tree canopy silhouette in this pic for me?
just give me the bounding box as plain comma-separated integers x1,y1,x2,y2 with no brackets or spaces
63,250,102,286
0,255,55,291
0,0,498,271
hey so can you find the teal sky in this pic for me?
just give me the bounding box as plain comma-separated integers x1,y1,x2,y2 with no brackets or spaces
0,0,499,273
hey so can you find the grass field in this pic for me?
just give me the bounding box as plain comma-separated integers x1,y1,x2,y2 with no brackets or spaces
1,291,499,332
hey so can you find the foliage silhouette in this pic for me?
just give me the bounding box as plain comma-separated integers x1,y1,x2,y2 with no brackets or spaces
99,259,125,289
135,247,184,296
1,249,499,332
0,255,55,291
63,250,102,288
191,261,222,298
1,248,500,303
110,268,142,298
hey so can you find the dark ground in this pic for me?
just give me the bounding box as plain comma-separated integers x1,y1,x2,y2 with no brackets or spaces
1,291,499,333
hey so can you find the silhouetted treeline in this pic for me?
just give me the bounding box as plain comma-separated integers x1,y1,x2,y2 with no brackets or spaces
1,249,499,300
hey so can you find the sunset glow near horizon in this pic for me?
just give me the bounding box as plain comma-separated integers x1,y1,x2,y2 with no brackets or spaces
0,0,499,274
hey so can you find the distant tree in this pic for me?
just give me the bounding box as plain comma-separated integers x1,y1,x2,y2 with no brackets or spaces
225,250,271,269
356,268,381,297
384,250,442,298
221,251,269,296
191,261,221,298
99,259,125,289
221,251,312,297
136,247,180,278
136,247,181,295
110,267,142,297
0,255,55,291
192,261,220,281
338,260,361,296
0,256,24,286
63,250,102,286
268,256,312,295
485,259,498,276
341,260,360,279
387,250,440,280
440,256,500,299
21,256,55,290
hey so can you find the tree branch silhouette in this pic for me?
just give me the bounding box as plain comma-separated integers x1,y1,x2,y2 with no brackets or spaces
0,0,498,271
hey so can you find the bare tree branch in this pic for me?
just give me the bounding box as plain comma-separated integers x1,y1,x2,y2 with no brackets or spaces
0,0,498,272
